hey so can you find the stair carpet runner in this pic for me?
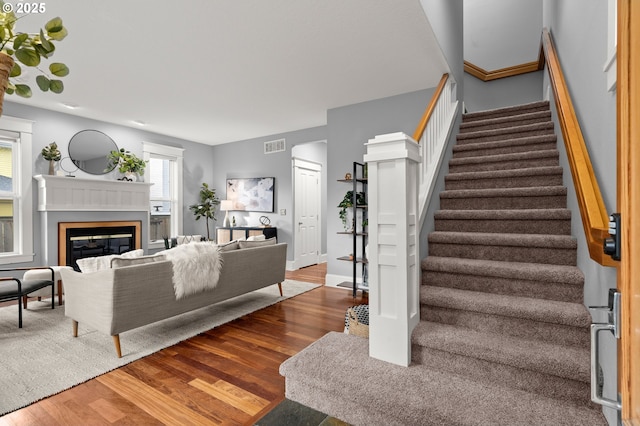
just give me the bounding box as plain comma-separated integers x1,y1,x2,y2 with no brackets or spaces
280,101,607,425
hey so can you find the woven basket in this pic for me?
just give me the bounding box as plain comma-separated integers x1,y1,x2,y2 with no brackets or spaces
347,307,369,338
0,53,14,117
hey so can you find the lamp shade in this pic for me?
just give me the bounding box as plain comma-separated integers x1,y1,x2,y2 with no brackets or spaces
220,200,233,211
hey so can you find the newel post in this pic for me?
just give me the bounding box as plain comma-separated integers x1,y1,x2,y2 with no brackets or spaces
364,132,421,366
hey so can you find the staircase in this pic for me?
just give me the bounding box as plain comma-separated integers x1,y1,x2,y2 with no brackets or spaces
280,101,607,425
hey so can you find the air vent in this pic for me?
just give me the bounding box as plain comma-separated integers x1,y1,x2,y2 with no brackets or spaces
264,138,286,154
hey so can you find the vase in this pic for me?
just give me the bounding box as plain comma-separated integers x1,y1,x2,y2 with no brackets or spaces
124,171,137,182
48,160,55,175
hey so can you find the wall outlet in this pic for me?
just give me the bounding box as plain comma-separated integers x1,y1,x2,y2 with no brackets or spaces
280,209,286,215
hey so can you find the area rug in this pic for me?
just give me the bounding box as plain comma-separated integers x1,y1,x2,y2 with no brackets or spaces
0,280,318,416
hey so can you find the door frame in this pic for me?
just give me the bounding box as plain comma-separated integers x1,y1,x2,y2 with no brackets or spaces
617,0,639,422
292,157,322,270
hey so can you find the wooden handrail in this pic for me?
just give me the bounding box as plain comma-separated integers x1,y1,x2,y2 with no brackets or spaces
413,73,449,142
542,28,617,267
464,60,543,81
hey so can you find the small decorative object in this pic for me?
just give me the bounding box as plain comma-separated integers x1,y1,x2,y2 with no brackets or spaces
41,142,61,175
363,163,368,179
163,236,170,250
106,148,147,181
344,172,352,180
0,6,70,116
232,216,236,227
259,215,271,227
338,190,366,231
188,182,220,240
59,156,78,177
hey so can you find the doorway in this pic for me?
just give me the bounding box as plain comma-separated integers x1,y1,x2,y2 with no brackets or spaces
293,158,322,269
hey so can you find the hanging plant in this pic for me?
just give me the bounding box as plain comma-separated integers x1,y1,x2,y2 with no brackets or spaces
189,182,220,241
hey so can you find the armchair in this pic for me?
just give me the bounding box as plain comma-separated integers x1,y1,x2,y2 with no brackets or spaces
0,267,55,328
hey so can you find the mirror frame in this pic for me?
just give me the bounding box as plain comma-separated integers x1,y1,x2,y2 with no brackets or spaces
68,130,118,175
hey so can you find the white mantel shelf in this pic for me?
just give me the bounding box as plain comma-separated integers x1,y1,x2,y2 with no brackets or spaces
34,175,152,212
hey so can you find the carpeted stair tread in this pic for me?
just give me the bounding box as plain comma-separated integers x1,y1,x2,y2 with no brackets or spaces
420,286,591,329
434,208,571,235
411,321,590,383
452,134,557,159
449,148,559,167
421,255,583,286
428,231,576,249
280,332,606,426
456,122,555,144
440,185,566,201
445,166,563,190
462,101,551,123
459,110,552,133
434,208,571,221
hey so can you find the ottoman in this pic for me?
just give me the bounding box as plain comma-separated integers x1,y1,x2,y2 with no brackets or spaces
23,265,72,307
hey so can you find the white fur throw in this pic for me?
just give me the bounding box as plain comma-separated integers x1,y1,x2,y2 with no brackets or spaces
161,242,222,300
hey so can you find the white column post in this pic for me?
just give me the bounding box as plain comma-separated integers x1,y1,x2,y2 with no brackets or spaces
364,132,421,366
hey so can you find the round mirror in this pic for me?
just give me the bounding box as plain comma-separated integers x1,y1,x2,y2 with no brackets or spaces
68,130,118,175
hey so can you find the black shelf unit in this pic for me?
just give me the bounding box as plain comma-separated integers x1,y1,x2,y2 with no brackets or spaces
337,161,368,297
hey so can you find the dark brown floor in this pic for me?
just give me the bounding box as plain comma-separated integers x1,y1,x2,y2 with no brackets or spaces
0,263,367,425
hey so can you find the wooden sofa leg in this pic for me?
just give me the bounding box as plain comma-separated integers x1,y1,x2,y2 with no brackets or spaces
113,335,122,358
72,320,78,337
277,282,283,297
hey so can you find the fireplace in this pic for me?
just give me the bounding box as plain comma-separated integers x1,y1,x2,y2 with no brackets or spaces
59,221,142,270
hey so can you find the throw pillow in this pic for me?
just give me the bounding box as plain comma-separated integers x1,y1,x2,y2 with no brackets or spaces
110,254,167,268
238,237,277,249
76,249,144,273
218,240,240,252
246,234,266,241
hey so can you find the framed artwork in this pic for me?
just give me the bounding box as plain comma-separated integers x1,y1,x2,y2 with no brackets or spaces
226,177,275,212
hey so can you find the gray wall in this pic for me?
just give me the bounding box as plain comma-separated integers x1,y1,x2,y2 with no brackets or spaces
326,88,436,279
463,71,544,112
210,126,327,262
3,100,215,265
542,1,618,423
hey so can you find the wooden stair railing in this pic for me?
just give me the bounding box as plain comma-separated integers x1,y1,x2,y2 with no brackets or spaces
413,73,449,141
542,28,617,267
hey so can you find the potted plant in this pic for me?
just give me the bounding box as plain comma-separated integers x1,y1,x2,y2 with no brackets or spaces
189,182,220,241
0,2,70,115
338,190,365,231
41,141,60,175
106,148,147,181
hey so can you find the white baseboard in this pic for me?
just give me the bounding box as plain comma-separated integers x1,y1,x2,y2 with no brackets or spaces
325,273,361,289
287,254,328,271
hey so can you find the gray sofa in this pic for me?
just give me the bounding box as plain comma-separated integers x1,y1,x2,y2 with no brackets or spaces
61,242,287,357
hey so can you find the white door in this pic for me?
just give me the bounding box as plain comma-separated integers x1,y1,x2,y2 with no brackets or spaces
294,159,321,269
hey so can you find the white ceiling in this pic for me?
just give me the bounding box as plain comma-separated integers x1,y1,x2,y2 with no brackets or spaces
7,0,449,146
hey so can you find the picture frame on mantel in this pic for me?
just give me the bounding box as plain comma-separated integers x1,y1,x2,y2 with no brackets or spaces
226,177,274,213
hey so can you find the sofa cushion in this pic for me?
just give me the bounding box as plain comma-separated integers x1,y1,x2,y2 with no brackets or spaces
110,254,167,268
218,240,240,251
246,234,266,241
77,249,144,273
238,237,277,249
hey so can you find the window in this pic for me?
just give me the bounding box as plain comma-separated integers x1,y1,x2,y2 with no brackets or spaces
0,116,34,264
142,142,184,248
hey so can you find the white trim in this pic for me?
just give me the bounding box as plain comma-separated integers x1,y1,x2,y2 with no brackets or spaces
142,142,184,241
604,0,617,92
292,157,322,171
0,115,34,264
325,273,361,289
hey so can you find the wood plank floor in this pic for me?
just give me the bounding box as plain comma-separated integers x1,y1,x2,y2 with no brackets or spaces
0,263,368,425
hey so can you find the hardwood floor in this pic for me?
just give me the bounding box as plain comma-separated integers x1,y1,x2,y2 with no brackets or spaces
0,263,368,425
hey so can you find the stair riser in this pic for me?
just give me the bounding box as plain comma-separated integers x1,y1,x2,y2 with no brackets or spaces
463,104,550,123
420,306,589,348
445,174,563,190
459,116,552,134
422,270,583,303
434,218,571,235
411,346,596,408
428,242,576,265
439,194,567,210
449,157,560,173
456,128,555,145
453,141,557,159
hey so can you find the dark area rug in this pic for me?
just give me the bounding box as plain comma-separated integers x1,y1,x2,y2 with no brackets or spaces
255,399,350,426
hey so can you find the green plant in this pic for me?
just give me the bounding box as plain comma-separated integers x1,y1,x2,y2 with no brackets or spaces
338,190,365,229
41,141,60,161
106,148,147,175
0,2,69,98
189,182,221,240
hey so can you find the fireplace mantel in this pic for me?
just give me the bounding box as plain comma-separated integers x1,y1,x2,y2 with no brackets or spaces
34,175,152,212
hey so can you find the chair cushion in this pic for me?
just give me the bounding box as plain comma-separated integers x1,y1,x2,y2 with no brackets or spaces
0,279,53,300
